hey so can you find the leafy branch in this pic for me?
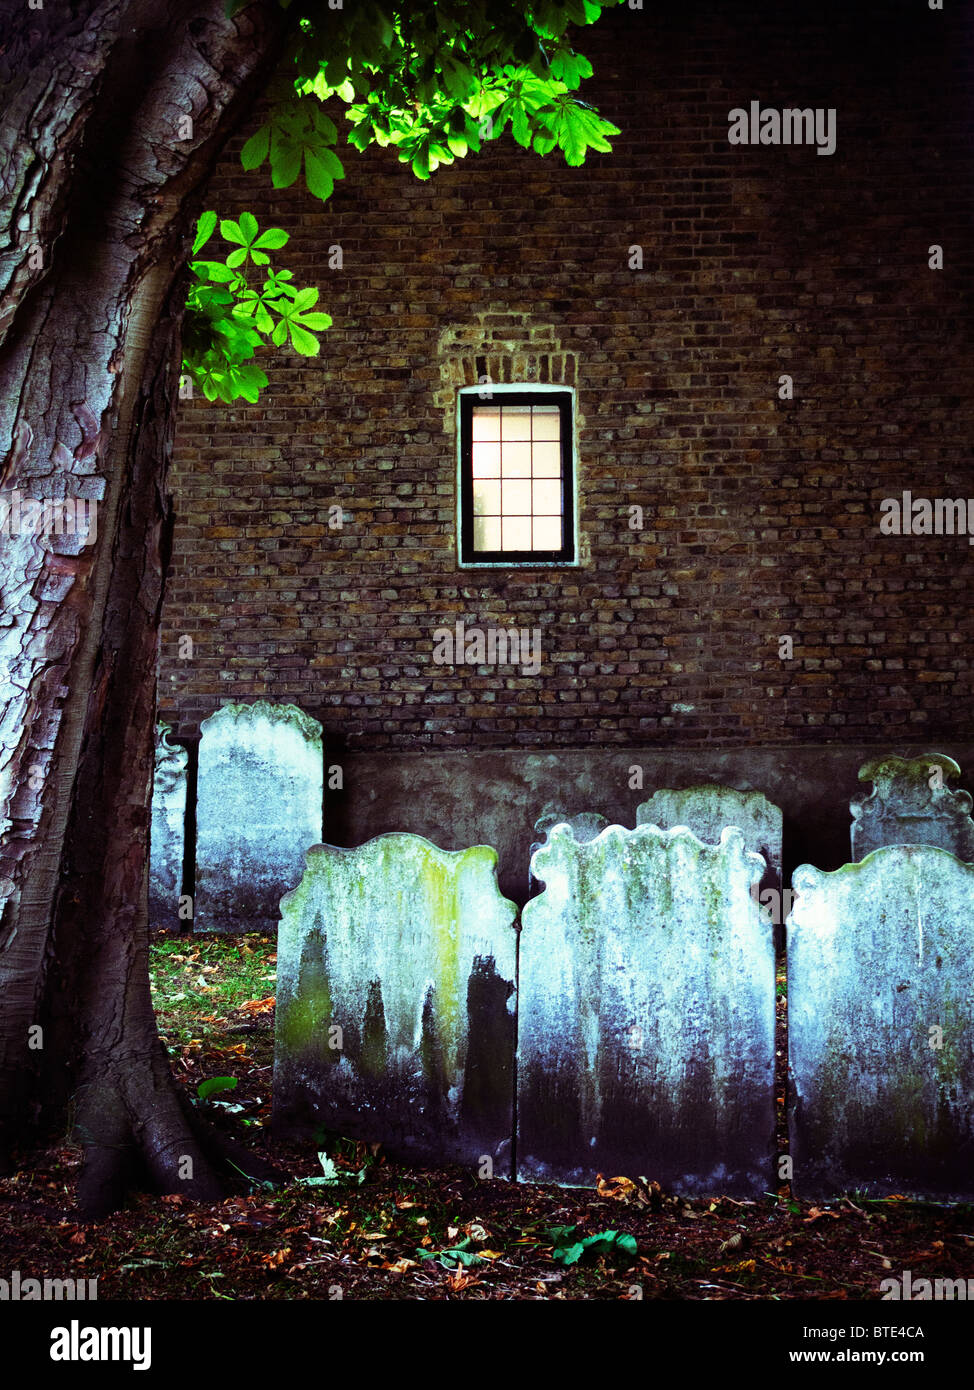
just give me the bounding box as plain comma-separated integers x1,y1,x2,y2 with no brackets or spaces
181,211,331,403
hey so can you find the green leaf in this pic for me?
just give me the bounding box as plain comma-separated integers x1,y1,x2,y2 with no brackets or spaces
197,1076,238,1101
225,247,248,268
296,312,332,331
238,210,259,244
253,228,289,250
270,130,302,189
220,218,246,246
192,211,217,255
288,323,320,356
191,260,238,283
240,125,270,171
547,1225,638,1266
303,148,335,201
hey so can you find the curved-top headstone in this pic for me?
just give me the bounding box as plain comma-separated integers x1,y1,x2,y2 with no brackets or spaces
637,784,784,947
528,807,609,893
788,844,974,1199
273,833,518,1169
636,785,782,877
148,723,188,931
195,701,323,933
850,754,974,862
518,822,775,1194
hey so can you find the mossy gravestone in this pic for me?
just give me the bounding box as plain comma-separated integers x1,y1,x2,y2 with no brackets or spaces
529,808,609,894
148,724,187,931
273,833,518,1169
517,823,775,1193
788,845,974,1199
850,754,974,862
637,784,785,948
195,702,323,933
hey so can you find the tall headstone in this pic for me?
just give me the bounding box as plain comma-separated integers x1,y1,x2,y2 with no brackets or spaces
850,754,974,862
148,723,187,931
274,833,518,1169
517,822,776,1194
788,845,974,1199
195,701,323,933
637,784,785,947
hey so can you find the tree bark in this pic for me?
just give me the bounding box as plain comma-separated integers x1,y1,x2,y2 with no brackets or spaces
0,0,289,1215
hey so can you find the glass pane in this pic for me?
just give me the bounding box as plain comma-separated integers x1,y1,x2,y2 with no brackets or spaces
473,516,501,551
472,407,501,442
472,442,500,479
501,406,532,441
473,480,501,515
532,479,562,514
532,516,563,550
532,441,562,476
531,405,561,440
502,516,532,550
501,442,532,477
503,480,532,514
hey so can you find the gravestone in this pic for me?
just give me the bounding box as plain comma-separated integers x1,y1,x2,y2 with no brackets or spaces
148,723,187,931
788,845,974,1199
850,754,974,862
195,701,323,933
517,822,775,1193
528,807,609,894
636,783,785,947
274,833,518,1170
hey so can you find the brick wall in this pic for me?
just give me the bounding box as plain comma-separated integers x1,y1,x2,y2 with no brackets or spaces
161,0,974,752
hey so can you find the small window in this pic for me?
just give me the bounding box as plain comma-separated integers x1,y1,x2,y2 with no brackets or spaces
458,389,575,566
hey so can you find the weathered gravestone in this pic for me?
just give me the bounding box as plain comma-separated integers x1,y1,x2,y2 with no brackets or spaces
637,784,785,947
195,701,323,933
528,807,609,894
850,754,974,862
788,845,974,1199
148,723,187,931
517,822,776,1193
274,833,518,1169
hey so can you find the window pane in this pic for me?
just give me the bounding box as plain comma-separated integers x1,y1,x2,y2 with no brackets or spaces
474,516,501,550
472,407,500,441
502,516,532,550
503,480,532,514
531,441,562,476
532,516,564,549
472,442,500,478
531,406,561,440
501,442,532,477
473,480,501,515
501,406,532,441
532,479,562,514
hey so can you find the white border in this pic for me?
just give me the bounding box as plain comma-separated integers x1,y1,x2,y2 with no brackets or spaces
455,383,581,569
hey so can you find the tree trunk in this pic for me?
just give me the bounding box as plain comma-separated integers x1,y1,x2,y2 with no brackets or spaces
0,0,289,1216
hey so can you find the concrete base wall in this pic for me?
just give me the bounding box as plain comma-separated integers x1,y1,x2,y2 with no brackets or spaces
324,744,974,905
